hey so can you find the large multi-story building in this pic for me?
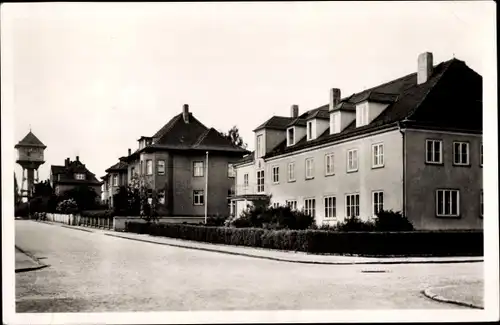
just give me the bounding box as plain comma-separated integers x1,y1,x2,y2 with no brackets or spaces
232,52,483,230
102,104,249,219
50,156,103,198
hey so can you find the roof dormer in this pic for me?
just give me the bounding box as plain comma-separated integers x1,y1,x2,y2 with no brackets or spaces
305,106,329,141
353,92,398,127
328,88,356,135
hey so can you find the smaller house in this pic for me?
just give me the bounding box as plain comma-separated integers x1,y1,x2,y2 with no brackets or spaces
101,152,130,208
50,156,102,199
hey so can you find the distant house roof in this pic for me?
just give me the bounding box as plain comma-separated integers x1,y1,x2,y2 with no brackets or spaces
121,112,249,163
15,131,46,149
51,158,102,185
262,58,482,159
105,161,128,173
253,116,296,132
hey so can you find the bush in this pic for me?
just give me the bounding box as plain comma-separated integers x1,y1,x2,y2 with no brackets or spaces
230,205,315,230
206,216,227,227
15,202,30,218
124,222,483,257
336,216,375,232
374,210,414,231
56,199,78,214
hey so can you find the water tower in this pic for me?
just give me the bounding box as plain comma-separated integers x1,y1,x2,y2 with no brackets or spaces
15,131,46,200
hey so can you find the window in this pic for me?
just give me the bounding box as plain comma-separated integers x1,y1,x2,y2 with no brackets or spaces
346,194,360,218
372,191,384,217
305,158,314,179
356,103,369,127
286,200,297,210
480,143,483,166
347,149,358,172
146,160,153,175
287,127,295,146
272,166,279,183
228,163,236,178
193,190,204,205
243,173,249,188
140,161,143,174
288,162,295,182
272,202,279,208
436,189,460,217
75,173,85,180
324,196,336,219
131,167,135,177
325,153,334,176
256,134,264,157
480,190,483,217
453,142,469,165
158,190,165,204
304,198,316,217
113,175,118,186
372,143,384,168
157,160,165,175
426,139,443,164
257,170,265,193
307,121,313,140
193,161,204,177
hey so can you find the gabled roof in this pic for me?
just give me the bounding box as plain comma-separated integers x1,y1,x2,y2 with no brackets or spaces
105,161,128,173
265,58,482,159
253,116,296,132
15,131,46,149
51,159,101,185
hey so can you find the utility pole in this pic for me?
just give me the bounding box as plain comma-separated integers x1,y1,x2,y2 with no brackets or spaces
205,151,209,224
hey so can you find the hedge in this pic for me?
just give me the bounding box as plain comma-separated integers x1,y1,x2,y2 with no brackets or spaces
125,222,483,257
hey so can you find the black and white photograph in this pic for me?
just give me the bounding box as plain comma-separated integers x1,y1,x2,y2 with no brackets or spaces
2,1,498,324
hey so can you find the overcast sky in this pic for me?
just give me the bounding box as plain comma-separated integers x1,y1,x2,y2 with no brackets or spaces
2,2,494,183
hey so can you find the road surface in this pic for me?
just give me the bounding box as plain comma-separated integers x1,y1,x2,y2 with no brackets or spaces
15,220,482,312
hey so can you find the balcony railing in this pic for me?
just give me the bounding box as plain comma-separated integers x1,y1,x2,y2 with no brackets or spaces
232,184,266,196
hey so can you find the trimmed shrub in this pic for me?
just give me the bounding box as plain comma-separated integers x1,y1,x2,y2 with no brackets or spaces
124,222,483,257
230,205,315,230
374,210,414,231
206,216,227,227
336,216,375,232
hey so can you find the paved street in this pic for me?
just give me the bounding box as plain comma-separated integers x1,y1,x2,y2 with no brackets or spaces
15,220,482,312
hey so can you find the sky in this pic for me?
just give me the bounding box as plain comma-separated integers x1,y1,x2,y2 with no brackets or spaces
2,1,495,184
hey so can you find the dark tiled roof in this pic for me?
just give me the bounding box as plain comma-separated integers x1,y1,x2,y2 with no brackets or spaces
305,106,330,120
266,58,482,159
105,161,128,173
287,118,307,127
235,152,255,165
51,160,101,185
15,131,46,148
351,91,399,104
331,102,356,112
253,116,296,132
192,128,248,153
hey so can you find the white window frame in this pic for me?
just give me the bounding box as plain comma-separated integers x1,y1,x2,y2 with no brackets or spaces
272,165,279,184
345,193,360,218
436,189,460,217
228,163,236,178
287,127,295,146
157,160,165,175
288,162,296,182
286,200,297,210
113,175,118,187
347,149,359,172
324,196,336,219
146,160,153,175
256,134,264,157
193,161,204,177
426,139,443,164
257,170,265,193
372,143,384,168
307,121,313,141
325,153,335,176
193,190,204,206
243,173,249,188
453,141,470,166
75,173,85,180
305,158,314,179
304,198,316,217
272,202,279,208
372,191,384,217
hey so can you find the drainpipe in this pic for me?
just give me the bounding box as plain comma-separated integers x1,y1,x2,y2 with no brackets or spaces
397,121,407,218
205,151,209,224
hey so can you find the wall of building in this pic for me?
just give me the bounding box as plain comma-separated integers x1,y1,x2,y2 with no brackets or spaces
405,129,483,230
236,128,404,225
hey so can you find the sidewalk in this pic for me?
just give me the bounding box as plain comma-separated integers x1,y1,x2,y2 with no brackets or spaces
423,281,484,309
39,220,484,265
15,246,48,273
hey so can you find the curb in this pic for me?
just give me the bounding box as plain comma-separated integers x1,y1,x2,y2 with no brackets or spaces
422,287,484,309
104,233,484,266
15,246,50,273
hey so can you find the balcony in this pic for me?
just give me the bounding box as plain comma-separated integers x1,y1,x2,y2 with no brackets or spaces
232,184,267,197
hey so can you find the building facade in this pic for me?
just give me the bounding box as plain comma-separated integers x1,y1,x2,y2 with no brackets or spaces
232,52,483,230
102,104,249,218
50,156,103,198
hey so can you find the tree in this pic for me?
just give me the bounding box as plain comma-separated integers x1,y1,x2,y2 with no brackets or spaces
14,173,21,206
127,173,158,223
221,126,247,149
61,185,98,211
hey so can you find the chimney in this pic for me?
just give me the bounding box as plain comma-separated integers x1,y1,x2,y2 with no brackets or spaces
76,156,79,162
65,158,69,166
128,148,131,156
291,105,299,118
417,52,433,84
182,104,189,123
329,88,341,111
